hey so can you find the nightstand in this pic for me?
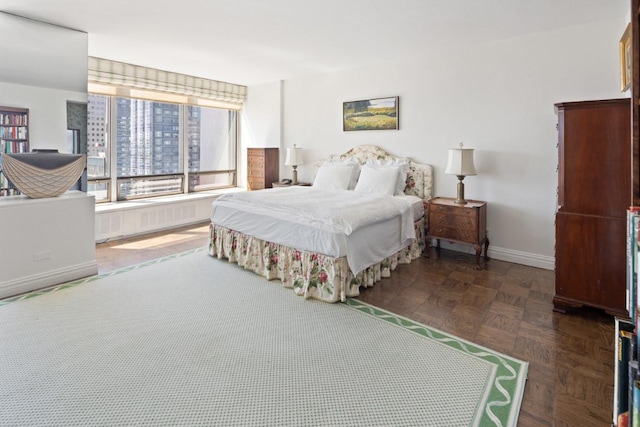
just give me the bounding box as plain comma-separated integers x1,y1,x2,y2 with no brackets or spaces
425,197,489,269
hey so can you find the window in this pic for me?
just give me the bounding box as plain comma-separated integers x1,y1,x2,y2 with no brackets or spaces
87,94,109,202
87,93,238,202
187,106,237,192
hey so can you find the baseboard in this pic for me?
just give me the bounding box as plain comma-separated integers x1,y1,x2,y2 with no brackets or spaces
0,261,98,300
435,241,554,270
487,246,554,270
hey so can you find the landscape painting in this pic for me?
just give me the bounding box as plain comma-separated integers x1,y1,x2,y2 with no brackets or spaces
343,96,399,131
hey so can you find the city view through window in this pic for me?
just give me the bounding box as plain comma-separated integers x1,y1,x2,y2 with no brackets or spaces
87,94,237,201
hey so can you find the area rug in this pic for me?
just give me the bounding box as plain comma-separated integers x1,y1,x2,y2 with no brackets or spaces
0,248,527,426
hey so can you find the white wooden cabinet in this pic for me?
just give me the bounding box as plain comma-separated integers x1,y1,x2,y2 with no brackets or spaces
0,191,97,299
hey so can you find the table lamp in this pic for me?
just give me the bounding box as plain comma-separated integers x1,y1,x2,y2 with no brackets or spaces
284,144,303,185
445,142,477,204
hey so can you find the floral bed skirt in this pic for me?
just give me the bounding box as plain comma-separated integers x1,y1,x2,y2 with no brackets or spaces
208,217,425,303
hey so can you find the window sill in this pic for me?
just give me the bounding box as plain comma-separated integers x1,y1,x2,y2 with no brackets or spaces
95,186,246,214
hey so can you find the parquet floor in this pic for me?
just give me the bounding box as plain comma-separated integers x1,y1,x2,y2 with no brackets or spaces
96,222,616,427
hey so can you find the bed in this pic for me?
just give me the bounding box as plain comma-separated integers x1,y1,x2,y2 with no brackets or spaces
208,145,433,302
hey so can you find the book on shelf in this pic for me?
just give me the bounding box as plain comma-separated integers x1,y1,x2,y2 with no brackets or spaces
635,379,640,427
629,360,639,426
0,139,28,154
616,317,637,424
0,112,27,126
619,410,629,427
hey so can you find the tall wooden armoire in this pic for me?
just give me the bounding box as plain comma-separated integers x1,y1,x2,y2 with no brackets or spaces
554,98,631,317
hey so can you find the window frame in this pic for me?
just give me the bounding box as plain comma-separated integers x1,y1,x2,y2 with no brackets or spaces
87,93,239,203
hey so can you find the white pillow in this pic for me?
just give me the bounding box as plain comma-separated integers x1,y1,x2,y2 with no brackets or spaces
364,159,409,195
353,166,399,196
321,159,360,190
313,165,353,190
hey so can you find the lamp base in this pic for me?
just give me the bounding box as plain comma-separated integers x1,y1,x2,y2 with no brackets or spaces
454,176,467,204
292,166,298,185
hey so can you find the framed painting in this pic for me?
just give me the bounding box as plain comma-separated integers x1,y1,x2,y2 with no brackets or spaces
620,23,632,92
343,96,399,131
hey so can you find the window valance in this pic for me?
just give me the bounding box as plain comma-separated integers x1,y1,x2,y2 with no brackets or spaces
88,56,247,106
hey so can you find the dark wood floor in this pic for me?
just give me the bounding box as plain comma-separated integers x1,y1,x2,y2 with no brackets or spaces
96,223,616,427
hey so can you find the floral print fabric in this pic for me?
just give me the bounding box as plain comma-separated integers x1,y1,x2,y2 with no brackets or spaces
208,218,425,303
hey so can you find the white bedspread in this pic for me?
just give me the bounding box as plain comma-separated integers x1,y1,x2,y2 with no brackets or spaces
211,186,416,275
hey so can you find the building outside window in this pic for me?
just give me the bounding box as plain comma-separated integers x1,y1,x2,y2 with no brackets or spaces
87,93,237,202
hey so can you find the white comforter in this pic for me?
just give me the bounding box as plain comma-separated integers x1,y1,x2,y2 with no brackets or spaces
211,186,416,274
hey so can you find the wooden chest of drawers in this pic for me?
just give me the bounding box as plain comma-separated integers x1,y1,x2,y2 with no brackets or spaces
247,148,279,191
426,197,488,269
553,99,630,316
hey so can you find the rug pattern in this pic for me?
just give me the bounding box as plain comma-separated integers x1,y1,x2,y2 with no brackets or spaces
0,247,527,426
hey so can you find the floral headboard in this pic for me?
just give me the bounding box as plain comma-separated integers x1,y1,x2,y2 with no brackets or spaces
314,145,433,200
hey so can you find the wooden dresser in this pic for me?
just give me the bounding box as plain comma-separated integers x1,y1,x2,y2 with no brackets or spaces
247,148,279,191
554,98,631,316
425,197,489,269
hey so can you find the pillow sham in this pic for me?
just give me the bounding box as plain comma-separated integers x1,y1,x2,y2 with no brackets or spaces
364,158,409,195
313,164,354,190
321,159,360,190
353,165,399,196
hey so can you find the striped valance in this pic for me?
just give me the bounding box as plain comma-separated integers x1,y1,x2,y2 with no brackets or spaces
88,56,247,105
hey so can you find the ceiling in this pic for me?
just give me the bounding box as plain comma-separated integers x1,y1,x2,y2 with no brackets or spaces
0,0,629,87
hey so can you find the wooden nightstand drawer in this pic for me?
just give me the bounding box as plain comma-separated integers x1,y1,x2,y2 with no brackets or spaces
430,212,477,230
430,203,477,218
428,225,454,240
430,226,476,243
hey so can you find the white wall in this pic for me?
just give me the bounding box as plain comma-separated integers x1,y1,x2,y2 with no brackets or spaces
0,81,86,152
240,81,283,186
244,17,628,269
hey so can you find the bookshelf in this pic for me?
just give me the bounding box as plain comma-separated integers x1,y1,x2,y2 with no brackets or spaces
0,106,29,196
617,211,640,426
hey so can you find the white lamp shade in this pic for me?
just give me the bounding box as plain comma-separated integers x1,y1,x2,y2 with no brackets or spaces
285,146,303,166
445,146,477,176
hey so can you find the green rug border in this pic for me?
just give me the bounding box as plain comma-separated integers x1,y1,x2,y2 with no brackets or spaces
0,247,207,307
343,298,528,427
0,247,527,427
